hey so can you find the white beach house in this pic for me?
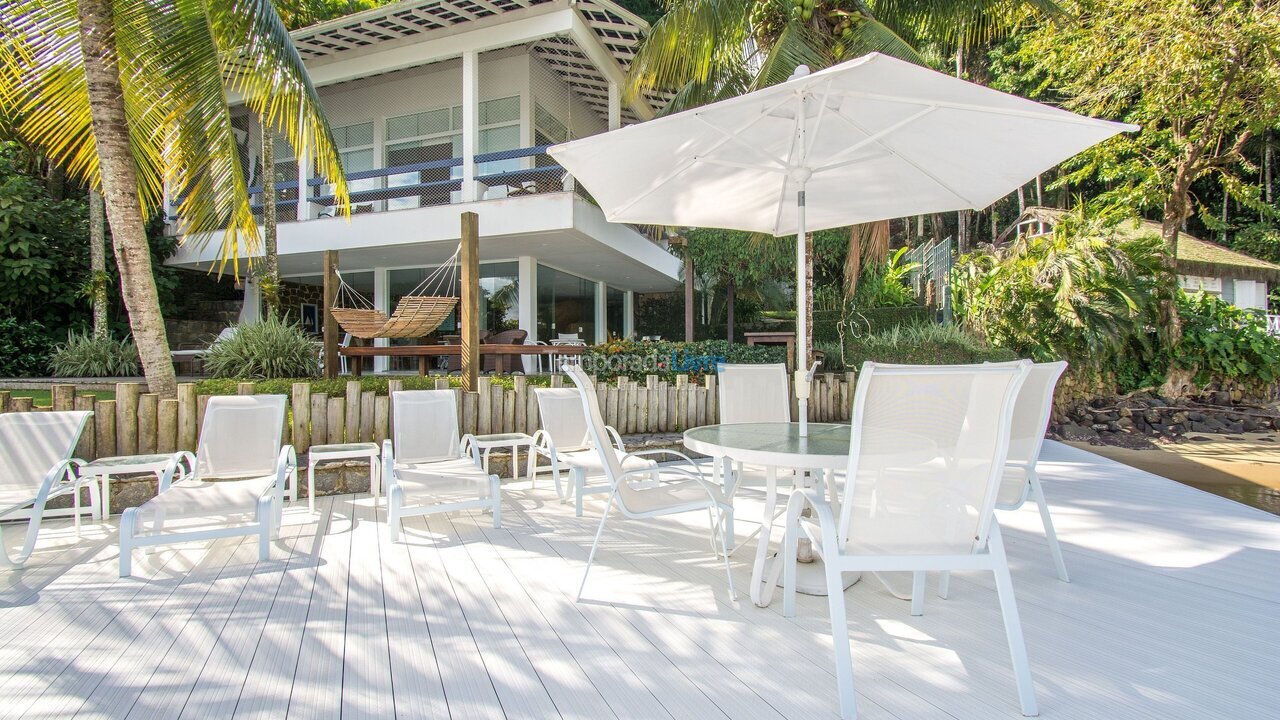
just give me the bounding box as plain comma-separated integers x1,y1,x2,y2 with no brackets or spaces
165,0,680,371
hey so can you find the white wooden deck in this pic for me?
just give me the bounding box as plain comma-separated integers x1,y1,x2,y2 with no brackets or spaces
1,441,1276,719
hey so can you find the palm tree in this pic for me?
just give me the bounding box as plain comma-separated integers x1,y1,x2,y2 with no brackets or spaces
0,0,350,396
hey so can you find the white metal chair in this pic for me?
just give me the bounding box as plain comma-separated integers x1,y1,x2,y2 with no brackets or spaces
996,360,1071,581
563,365,736,601
717,363,792,546
119,395,296,577
781,361,1037,719
0,411,98,566
529,387,652,517
384,390,501,541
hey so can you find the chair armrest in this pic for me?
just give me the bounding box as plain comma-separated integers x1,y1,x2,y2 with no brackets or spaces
529,429,557,458
459,434,484,466
382,439,396,489
784,487,841,551
158,451,198,491
605,425,626,452
274,445,298,494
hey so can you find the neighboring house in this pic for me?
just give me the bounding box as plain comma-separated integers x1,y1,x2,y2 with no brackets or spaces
165,0,681,371
1001,207,1280,323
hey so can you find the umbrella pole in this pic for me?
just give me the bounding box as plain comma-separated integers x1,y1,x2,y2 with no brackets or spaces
796,184,809,438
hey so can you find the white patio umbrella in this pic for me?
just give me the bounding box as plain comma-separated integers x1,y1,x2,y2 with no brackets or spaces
549,52,1135,433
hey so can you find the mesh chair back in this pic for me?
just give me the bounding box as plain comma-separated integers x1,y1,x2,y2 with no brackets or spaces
392,390,461,463
0,411,91,495
718,363,790,423
533,388,591,451
840,361,1030,556
195,396,286,480
996,361,1067,508
566,366,643,510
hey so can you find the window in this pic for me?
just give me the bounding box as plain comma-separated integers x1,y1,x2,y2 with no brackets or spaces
537,265,596,343
1179,275,1222,294
606,286,625,340
384,96,521,209
266,134,298,204
328,122,377,209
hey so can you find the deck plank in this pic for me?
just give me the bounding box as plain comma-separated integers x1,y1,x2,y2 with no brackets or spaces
0,443,1274,720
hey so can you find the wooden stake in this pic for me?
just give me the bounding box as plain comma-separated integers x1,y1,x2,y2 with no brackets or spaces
460,211,480,392
323,249,340,380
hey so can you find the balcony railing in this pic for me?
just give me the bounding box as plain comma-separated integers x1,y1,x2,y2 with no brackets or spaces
243,145,567,216
1267,314,1279,336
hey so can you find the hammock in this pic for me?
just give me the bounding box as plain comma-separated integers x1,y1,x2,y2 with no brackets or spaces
330,248,460,339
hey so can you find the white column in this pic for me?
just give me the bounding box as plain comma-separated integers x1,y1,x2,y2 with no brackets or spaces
623,290,635,339
373,113,387,212
607,81,622,131
518,256,537,372
373,267,390,373
595,280,607,344
461,50,480,203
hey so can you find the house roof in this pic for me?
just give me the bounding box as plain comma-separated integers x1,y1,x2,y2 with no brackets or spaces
1002,206,1280,283
287,0,663,124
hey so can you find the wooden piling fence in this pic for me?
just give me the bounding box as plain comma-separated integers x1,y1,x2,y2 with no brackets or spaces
0,371,855,461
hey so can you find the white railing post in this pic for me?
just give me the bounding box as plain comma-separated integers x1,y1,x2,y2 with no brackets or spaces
1267,314,1280,336
461,50,479,203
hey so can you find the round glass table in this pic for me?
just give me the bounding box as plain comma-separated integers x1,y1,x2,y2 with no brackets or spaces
684,422,859,607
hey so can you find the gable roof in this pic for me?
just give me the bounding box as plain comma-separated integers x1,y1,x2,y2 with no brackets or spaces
1001,206,1280,283
287,0,662,124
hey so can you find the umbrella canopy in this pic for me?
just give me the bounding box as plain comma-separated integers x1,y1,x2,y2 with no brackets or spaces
549,52,1134,433
549,52,1135,236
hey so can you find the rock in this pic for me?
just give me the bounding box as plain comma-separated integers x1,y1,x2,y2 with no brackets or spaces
1226,421,1245,434
1211,391,1232,406
1189,435,1213,442
1242,418,1261,432
1190,421,1218,433
1225,435,1246,441
1171,411,1190,425
1144,410,1162,424
1118,407,1133,418
1188,411,1205,422
1091,423,1110,432
1058,423,1099,442
1117,417,1134,430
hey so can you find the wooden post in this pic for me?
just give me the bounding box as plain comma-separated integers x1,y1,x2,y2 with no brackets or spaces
177,383,198,451
311,393,328,448
137,393,158,454
52,384,76,411
292,383,312,455
345,381,361,443
476,376,491,435
116,382,141,455
0,390,10,413
459,211,480,392
327,397,345,445
360,391,375,443
374,395,390,445
237,381,255,396
75,394,97,459
157,398,178,453
95,399,115,460
323,249,340,380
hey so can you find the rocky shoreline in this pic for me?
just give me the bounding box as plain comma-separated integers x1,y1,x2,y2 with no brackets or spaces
1052,391,1280,449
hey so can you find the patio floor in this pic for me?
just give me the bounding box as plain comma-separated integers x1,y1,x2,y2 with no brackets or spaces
1,442,1276,719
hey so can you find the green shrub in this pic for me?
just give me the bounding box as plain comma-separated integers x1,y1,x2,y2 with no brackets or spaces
0,317,54,377
953,206,1170,365
822,324,1018,372
1174,292,1280,390
582,338,786,381
49,331,139,377
203,315,320,380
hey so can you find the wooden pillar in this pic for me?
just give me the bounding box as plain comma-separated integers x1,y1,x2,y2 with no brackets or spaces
460,212,480,392
323,250,339,379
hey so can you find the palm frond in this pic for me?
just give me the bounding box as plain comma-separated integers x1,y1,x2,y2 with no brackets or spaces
869,0,1062,54
626,0,753,102
838,12,923,64
751,19,831,90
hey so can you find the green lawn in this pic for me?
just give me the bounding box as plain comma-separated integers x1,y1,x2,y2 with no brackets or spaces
2,388,116,408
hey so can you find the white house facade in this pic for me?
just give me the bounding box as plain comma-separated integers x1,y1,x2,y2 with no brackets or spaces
165,0,680,371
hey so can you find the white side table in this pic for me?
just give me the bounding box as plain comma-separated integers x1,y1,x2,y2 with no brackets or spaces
461,433,534,481
79,452,194,519
307,442,381,513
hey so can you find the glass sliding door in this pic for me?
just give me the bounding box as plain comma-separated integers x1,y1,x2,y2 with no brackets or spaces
537,265,597,343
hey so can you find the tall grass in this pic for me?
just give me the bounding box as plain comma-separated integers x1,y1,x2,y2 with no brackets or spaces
203,315,319,380
819,323,1017,372
50,332,140,377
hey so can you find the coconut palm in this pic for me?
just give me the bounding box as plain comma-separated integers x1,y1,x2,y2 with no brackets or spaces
0,0,350,396
629,0,1061,107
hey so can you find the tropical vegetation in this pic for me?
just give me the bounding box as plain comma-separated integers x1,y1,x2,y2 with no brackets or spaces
50,331,139,377
0,0,351,395
203,314,320,380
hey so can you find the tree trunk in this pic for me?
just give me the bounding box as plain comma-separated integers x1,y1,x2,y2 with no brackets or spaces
1265,130,1273,206
77,0,176,397
1035,174,1043,205
957,209,971,254
89,189,107,339
1160,169,1194,398
1221,190,1229,244
725,279,735,343
260,123,280,314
